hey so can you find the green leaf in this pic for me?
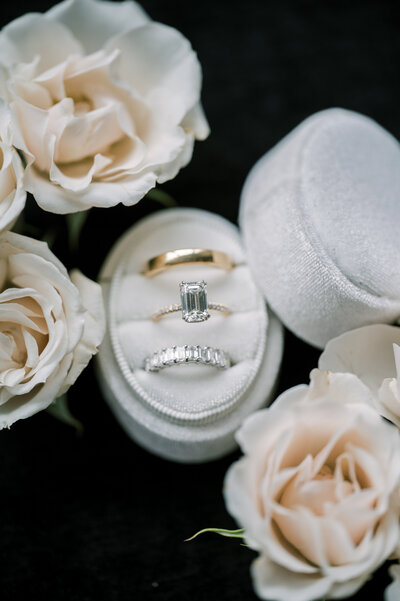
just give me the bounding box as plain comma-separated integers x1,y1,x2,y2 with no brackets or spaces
47,395,83,435
66,210,89,252
185,528,245,542
12,214,41,238
16,148,28,168
146,187,177,207
41,227,57,250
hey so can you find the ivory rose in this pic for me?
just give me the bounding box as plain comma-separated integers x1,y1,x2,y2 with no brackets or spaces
319,324,400,428
0,231,104,427
0,0,209,214
224,369,400,601
0,100,26,231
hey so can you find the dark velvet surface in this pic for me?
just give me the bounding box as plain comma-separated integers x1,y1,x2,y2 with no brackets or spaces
1,1,399,599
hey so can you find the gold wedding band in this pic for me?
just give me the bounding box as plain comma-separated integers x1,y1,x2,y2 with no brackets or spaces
142,249,234,278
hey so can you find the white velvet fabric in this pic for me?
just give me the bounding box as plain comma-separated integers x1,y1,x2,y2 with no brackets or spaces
240,108,400,348
97,208,283,462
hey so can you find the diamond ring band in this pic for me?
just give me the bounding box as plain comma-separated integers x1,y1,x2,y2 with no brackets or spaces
152,281,231,323
143,248,234,278
144,345,231,372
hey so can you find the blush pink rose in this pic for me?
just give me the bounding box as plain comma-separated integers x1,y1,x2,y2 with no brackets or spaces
224,369,400,601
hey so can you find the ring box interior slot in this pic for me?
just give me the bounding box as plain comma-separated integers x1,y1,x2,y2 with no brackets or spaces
96,208,284,463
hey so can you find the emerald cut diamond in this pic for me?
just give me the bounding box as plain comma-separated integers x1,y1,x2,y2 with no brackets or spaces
180,281,209,323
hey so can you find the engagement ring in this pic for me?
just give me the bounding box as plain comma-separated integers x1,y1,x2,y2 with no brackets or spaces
152,281,230,323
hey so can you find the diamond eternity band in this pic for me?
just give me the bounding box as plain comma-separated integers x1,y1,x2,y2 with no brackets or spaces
144,345,231,372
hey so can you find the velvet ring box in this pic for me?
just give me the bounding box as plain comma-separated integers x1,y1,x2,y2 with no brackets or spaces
240,108,400,348
96,107,400,462
95,208,284,463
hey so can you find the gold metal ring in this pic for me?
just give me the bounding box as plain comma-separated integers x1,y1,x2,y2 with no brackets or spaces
142,248,234,278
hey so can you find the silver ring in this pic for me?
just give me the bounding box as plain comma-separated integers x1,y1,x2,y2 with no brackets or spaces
152,281,230,323
144,345,231,372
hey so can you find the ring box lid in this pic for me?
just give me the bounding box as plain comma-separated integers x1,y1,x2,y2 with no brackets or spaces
240,108,400,348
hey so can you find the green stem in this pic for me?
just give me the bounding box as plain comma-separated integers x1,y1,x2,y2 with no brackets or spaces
47,395,83,435
185,527,245,542
146,187,177,207
66,209,90,253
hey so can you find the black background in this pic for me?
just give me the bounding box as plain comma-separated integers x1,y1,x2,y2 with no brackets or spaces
1,1,399,600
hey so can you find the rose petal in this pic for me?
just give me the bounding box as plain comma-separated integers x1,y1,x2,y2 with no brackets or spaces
0,232,69,277
0,101,26,232
328,574,372,599
329,496,379,546
95,136,147,180
47,0,149,54
0,353,72,428
0,13,82,72
25,164,158,213
251,555,332,601
11,97,52,171
379,378,400,428
224,457,318,574
319,324,400,395
106,23,202,128
235,396,302,455
155,132,195,184
307,368,374,408
181,103,210,140
22,328,39,368
271,504,328,567
50,153,112,192
55,101,125,164
57,270,104,396
318,516,358,565
9,252,85,353
326,509,400,583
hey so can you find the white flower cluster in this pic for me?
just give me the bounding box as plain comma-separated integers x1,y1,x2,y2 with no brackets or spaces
0,0,208,426
224,324,400,601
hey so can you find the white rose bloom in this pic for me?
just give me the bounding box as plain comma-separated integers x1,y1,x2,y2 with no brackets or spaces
319,324,400,428
0,231,105,427
224,370,400,601
0,0,209,214
0,100,26,231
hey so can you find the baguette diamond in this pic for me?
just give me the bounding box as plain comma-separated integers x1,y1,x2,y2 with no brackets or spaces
144,345,231,372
